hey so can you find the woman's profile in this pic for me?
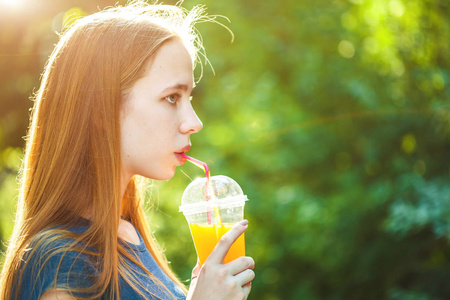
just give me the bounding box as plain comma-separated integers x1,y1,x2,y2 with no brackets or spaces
0,1,255,299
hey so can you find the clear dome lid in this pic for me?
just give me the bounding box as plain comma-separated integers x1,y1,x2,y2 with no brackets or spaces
179,175,248,216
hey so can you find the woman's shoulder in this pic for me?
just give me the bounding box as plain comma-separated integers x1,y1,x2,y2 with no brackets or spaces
14,224,99,300
30,225,88,246
26,222,93,258
24,223,97,269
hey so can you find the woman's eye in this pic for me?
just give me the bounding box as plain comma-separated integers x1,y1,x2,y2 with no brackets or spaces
164,94,179,104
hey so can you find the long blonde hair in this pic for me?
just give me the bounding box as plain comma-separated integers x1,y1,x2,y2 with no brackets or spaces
0,1,207,299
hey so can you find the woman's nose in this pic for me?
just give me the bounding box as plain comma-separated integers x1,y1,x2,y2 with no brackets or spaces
180,103,203,134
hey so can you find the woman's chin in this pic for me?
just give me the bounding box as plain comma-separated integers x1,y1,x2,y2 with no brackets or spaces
143,169,176,181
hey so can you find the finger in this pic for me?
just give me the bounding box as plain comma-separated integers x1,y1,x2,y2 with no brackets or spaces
234,269,255,287
227,256,255,276
192,259,200,276
191,263,200,280
242,282,252,299
206,220,248,264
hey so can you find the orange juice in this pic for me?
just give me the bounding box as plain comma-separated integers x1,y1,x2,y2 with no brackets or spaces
189,223,246,266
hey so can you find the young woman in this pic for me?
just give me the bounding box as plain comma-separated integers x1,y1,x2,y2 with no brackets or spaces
0,1,255,299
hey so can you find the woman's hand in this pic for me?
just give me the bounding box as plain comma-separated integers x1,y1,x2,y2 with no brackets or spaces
187,220,255,300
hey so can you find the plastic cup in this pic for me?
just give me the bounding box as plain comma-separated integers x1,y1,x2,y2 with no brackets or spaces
179,175,248,266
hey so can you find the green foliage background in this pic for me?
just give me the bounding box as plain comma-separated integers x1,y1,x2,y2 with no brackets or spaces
0,0,449,299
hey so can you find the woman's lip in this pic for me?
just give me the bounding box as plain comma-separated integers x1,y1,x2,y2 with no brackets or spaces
175,153,187,164
178,145,191,153
175,145,190,164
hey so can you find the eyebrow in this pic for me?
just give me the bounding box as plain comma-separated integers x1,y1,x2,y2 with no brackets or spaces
160,83,194,94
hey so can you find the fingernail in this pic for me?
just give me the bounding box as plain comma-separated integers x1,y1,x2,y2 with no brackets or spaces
240,219,248,226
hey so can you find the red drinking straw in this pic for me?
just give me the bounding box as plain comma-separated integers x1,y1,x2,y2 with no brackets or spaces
181,154,212,224
181,154,211,181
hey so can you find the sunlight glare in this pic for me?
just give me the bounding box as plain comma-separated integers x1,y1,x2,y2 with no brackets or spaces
0,0,24,9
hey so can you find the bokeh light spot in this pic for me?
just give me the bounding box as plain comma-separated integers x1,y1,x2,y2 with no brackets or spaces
63,7,86,29
364,9,380,26
432,73,445,90
52,12,66,33
389,0,405,17
401,133,416,154
341,13,357,30
413,160,426,176
363,37,380,54
391,59,405,76
338,40,355,58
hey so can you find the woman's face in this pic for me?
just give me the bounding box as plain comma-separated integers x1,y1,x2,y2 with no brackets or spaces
120,38,203,181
